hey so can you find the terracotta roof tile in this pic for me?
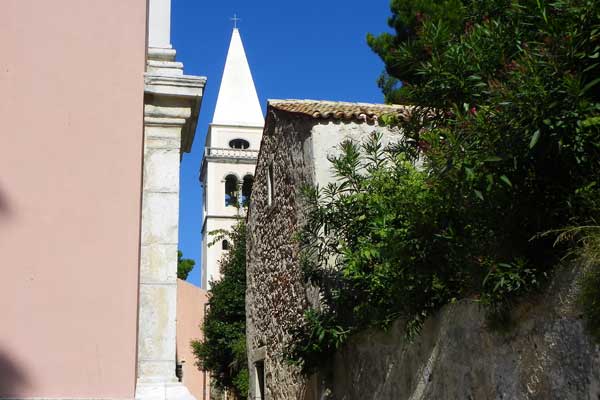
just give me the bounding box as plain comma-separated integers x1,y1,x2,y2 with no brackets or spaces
268,99,411,123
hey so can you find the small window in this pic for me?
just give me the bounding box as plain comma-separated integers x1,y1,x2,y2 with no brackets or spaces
229,139,250,149
225,175,238,207
222,240,229,250
267,164,274,206
242,174,254,207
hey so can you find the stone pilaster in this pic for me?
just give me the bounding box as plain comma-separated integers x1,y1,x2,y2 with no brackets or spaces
136,45,206,400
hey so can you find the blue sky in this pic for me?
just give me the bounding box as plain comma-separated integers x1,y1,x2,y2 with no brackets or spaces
172,0,394,287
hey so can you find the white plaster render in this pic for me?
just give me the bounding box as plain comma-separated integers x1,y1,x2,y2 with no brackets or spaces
136,15,206,399
201,155,256,292
202,217,241,289
212,29,264,127
207,124,263,150
310,121,401,188
203,161,257,215
148,0,171,49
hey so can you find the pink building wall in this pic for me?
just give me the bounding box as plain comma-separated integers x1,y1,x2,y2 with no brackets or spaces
0,1,147,398
176,280,210,400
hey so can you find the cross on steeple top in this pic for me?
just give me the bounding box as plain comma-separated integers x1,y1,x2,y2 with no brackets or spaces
230,13,241,29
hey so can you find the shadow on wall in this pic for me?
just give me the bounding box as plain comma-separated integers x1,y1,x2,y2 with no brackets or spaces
0,183,13,219
0,349,29,397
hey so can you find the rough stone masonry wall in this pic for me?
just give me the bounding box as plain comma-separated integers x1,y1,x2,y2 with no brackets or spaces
247,109,600,399
325,265,600,400
246,110,316,400
246,112,402,400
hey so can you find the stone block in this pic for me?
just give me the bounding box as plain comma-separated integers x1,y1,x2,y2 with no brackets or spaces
144,125,182,150
138,284,177,360
141,192,179,245
137,360,179,384
140,244,178,284
143,148,180,193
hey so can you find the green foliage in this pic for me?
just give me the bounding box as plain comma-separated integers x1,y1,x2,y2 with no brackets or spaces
367,0,467,100
177,251,195,280
369,0,600,107
479,258,543,328
287,309,349,374
292,133,468,372
367,0,600,313
290,0,600,370
192,221,248,399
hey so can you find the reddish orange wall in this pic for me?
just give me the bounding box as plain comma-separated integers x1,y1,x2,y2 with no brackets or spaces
177,280,211,400
0,1,147,397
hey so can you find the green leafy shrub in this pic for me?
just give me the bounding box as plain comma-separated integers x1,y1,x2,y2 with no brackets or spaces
289,0,600,371
369,0,600,325
287,309,349,374
479,258,543,329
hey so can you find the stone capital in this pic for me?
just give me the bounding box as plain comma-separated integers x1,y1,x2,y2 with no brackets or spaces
144,74,206,154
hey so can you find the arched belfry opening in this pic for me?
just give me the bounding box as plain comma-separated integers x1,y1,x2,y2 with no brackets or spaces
225,174,238,206
242,174,254,206
229,138,250,149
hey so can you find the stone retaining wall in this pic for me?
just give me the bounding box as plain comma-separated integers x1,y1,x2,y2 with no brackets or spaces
327,266,600,400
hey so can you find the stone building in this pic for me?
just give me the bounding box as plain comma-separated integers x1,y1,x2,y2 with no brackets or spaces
245,100,407,400
1,1,210,398
200,28,263,289
245,100,600,399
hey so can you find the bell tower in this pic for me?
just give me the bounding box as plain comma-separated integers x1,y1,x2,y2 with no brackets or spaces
200,27,264,289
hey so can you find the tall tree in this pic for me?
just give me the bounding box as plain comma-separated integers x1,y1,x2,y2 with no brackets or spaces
365,0,600,277
192,220,248,399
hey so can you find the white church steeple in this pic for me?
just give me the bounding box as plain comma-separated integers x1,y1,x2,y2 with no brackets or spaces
200,27,264,289
212,28,264,127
